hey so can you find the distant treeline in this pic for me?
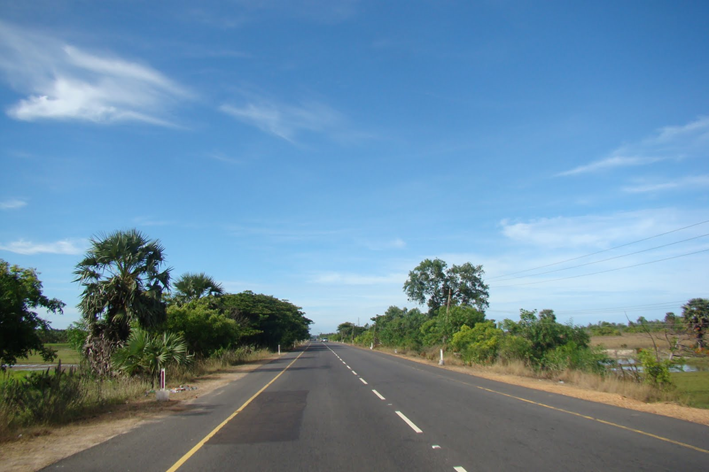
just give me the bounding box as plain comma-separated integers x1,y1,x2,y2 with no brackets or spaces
584,313,684,336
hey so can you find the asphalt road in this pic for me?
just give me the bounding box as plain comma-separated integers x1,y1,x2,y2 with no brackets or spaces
44,342,709,471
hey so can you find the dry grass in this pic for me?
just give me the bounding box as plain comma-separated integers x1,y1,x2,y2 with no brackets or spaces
591,332,696,352
372,345,681,405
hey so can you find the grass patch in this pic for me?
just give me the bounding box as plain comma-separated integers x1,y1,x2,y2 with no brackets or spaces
14,343,81,366
0,370,31,384
672,371,709,409
683,356,709,369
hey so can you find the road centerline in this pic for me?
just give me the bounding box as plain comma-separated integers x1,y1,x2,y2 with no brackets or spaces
396,411,423,434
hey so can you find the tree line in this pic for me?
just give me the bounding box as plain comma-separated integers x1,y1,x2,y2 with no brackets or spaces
1,229,312,380
330,258,709,376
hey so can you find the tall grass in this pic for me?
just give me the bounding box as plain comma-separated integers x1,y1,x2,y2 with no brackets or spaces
0,364,148,442
0,347,272,443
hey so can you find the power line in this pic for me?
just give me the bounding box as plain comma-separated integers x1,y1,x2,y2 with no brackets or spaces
493,233,709,282
488,300,685,316
493,248,709,288
487,219,709,280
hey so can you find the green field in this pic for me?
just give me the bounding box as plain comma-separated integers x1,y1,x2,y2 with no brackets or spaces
12,343,81,367
671,371,709,409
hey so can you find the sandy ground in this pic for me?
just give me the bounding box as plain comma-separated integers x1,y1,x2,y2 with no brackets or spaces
1,349,707,472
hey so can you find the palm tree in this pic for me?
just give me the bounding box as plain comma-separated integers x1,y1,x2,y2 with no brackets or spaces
173,272,223,303
74,229,171,373
682,298,709,349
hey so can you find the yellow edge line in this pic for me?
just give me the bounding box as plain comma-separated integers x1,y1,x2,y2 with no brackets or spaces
474,385,709,454
166,347,309,472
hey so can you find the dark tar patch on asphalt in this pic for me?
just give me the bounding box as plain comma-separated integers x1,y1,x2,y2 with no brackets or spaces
208,390,308,445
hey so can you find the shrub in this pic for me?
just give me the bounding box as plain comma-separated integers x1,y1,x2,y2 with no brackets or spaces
497,334,533,364
637,349,674,389
541,342,607,374
451,321,503,365
113,329,192,386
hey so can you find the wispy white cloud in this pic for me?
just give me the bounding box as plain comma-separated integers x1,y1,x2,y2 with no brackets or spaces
220,99,343,142
311,271,404,285
0,198,27,210
623,175,709,193
557,116,709,177
0,238,87,255
0,21,190,125
499,209,702,249
205,151,244,164
557,156,663,177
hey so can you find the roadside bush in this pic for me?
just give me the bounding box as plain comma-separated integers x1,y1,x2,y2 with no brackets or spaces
166,299,252,357
502,309,590,369
541,342,608,374
497,334,533,364
113,329,192,386
637,349,674,389
451,321,503,365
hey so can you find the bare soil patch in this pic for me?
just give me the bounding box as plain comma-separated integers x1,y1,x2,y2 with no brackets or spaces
0,355,279,472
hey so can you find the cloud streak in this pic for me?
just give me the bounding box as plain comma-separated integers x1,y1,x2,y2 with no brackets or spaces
0,238,87,255
499,209,702,250
220,99,343,142
0,198,27,210
0,21,190,125
623,175,709,193
557,116,709,177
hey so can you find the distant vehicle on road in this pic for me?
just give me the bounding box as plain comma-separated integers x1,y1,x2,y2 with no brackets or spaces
321,338,328,342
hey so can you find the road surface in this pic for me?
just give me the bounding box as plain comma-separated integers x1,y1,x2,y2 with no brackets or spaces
44,342,709,471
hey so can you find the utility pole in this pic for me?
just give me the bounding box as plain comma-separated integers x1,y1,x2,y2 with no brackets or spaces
441,287,452,365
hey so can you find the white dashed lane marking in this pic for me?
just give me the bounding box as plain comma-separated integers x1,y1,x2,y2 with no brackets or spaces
395,411,423,434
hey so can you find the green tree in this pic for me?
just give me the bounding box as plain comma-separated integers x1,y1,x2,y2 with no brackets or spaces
682,298,709,348
371,306,426,350
403,258,489,314
217,291,311,350
166,297,258,356
420,305,486,346
0,260,64,369
337,322,366,342
74,229,171,374
502,309,589,368
172,272,223,304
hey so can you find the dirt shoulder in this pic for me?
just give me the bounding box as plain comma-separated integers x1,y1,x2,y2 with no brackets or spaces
371,346,709,427
0,355,279,472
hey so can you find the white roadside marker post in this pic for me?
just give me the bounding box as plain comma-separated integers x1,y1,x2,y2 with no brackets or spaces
278,345,281,355
156,368,169,401
439,349,444,365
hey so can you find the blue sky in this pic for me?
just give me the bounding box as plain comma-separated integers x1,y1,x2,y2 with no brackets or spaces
1,1,708,335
